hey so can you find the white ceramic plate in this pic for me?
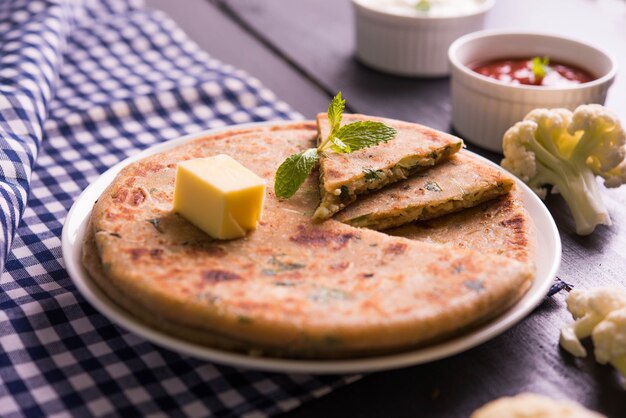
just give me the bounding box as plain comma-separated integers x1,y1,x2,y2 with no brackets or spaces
62,122,561,374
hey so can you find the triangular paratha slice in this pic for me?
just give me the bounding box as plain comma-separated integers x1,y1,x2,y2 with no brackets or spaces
335,151,515,230
313,113,463,220
387,186,536,265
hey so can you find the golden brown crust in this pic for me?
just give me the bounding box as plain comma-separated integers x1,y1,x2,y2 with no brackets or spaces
314,113,463,219
335,151,515,230
317,113,463,187
388,186,536,265
83,224,529,359
84,121,534,358
83,227,261,353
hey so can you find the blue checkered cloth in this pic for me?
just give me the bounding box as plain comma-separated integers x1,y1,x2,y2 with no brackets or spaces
0,1,355,416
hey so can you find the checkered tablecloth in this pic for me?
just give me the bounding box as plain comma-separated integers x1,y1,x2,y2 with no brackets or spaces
0,1,356,416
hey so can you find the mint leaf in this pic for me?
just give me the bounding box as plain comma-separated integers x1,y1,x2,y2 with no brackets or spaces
274,92,397,200
327,92,345,133
274,148,319,199
531,56,549,82
336,121,397,151
330,136,351,154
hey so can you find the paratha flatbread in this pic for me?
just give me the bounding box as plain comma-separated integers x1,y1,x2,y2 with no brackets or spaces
313,114,463,220
335,151,515,230
388,187,536,265
83,122,534,358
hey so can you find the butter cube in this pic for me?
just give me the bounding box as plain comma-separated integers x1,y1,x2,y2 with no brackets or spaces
173,155,265,239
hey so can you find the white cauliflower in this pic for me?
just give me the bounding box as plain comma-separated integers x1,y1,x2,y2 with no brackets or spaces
471,393,606,418
592,309,626,382
560,286,626,386
501,104,626,235
560,287,626,357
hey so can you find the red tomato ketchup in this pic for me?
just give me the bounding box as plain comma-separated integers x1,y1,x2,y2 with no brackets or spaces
469,58,595,87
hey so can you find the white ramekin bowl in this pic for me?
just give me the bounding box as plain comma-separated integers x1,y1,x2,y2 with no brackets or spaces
448,30,617,152
352,0,494,77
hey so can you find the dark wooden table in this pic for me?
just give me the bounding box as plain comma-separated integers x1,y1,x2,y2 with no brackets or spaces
147,1,626,416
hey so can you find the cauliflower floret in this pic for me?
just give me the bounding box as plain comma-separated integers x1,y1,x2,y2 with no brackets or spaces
560,286,626,387
569,104,626,187
560,287,626,357
592,308,626,384
501,121,540,192
471,393,605,418
501,104,626,235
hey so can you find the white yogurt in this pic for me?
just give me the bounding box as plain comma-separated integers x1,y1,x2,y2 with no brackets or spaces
356,0,488,17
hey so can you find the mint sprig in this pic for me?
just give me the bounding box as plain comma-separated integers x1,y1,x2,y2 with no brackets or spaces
273,92,397,199
531,56,549,83
327,91,345,133
330,136,351,154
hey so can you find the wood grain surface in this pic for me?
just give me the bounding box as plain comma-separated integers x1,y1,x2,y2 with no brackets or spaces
218,0,626,129
147,0,626,416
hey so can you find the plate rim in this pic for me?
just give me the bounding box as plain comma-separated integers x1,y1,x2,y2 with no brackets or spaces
61,121,562,374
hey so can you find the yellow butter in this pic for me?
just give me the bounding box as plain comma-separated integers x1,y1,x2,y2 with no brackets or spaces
173,155,265,239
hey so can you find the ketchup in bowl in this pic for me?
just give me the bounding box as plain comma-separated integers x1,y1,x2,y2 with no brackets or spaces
470,57,595,87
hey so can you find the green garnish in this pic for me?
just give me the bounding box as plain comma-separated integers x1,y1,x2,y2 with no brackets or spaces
333,121,397,151
261,256,306,276
531,56,550,83
274,92,396,199
274,148,319,199
415,0,430,12
363,168,383,182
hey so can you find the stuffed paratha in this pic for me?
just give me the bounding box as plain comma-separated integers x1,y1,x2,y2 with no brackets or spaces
335,151,515,230
388,187,535,265
314,114,463,220
83,122,534,358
